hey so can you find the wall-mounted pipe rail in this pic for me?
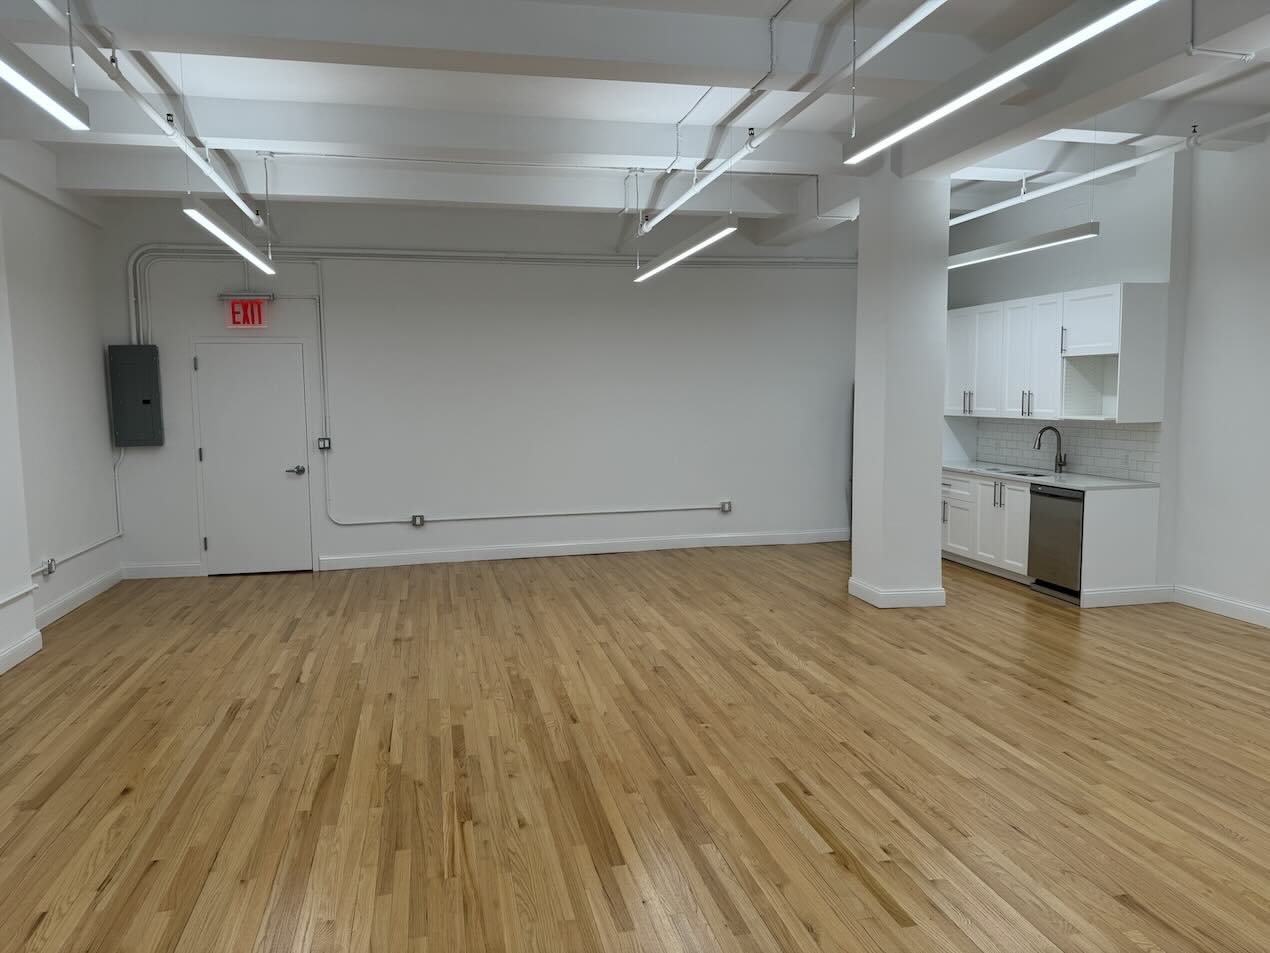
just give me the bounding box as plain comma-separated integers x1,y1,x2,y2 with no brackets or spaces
638,0,950,236
128,245,862,536
27,0,264,227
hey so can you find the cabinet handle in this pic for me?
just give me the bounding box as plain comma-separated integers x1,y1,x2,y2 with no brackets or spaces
963,390,969,414
1021,390,1027,417
1061,327,1068,353
1028,391,1034,416
942,500,948,524
969,391,974,414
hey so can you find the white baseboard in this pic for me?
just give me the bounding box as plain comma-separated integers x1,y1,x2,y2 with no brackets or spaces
35,568,124,628
0,628,43,677
319,529,849,572
123,562,205,580
1080,586,1175,609
941,553,1032,585
848,577,947,609
1174,586,1270,630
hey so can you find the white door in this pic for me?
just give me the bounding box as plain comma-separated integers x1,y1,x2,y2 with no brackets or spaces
971,304,1006,416
1000,481,1032,575
946,309,976,415
1003,300,1033,419
974,479,1005,565
195,341,313,574
943,497,975,558
1029,296,1063,418
1062,286,1121,356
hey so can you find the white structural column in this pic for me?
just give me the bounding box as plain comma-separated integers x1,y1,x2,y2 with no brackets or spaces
0,207,40,675
849,159,950,608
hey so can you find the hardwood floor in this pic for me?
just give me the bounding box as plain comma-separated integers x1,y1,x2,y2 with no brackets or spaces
2,544,1269,953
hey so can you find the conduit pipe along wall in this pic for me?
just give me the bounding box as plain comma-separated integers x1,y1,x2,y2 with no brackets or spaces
639,0,950,236
27,0,263,227
952,108,1270,226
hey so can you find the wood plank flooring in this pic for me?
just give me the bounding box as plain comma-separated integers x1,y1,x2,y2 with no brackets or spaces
2,543,1269,953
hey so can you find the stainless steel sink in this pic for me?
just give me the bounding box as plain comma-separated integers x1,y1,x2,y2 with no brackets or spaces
1006,470,1052,477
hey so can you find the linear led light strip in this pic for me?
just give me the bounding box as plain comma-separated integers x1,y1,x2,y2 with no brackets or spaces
0,33,89,130
846,0,1166,166
182,196,277,276
633,216,738,283
947,222,1100,271
639,0,951,236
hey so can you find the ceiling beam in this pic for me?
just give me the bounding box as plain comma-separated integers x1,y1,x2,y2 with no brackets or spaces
0,90,852,173
0,0,978,91
745,175,859,246
52,147,803,218
889,0,1270,178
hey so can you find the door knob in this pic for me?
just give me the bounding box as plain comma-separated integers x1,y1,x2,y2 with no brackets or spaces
285,465,307,475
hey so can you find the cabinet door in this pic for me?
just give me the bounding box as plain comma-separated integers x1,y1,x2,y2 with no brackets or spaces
973,480,1005,565
945,309,976,414
1000,481,1032,575
971,304,1006,416
943,497,975,558
1029,295,1063,418
1062,285,1121,356
1003,300,1033,418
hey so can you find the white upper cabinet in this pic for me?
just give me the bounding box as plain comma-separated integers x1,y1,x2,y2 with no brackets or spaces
1029,296,1063,419
946,283,1166,424
1002,295,1062,419
971,304,1006,417
946,308,976,415
1061,285,1122,356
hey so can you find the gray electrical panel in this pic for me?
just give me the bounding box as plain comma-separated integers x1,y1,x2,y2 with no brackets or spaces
107,345,164,446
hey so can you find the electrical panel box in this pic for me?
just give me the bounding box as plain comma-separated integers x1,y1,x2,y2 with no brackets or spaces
107,345,164,446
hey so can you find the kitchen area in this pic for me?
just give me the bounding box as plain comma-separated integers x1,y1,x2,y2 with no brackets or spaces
942,283,1169,608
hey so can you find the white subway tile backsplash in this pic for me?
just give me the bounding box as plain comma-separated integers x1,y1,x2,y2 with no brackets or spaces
975,419,1161,483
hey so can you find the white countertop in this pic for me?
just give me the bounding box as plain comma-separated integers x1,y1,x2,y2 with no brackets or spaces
942,461,1159,492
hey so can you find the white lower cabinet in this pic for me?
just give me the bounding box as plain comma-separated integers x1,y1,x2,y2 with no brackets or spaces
1000,482,1031,575
942,497,974,557
942,471,1030,576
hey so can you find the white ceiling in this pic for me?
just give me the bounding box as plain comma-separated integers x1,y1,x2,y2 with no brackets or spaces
2,0,1269,236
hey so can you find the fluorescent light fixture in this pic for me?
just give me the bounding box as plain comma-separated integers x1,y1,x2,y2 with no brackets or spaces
845,0,1165,165
0,34,89,131
182,196,276,276
633,216,738,283
947,221,1100,271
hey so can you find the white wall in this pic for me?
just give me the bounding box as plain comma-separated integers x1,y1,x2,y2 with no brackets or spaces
101,202,855,574
0,181,122,627
948,156,1176,308
1173,142,1270,626
0,206,40,675
948,147,1269,629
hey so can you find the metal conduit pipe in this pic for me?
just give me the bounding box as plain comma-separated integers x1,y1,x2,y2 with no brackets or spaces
29,450,124,577
28,0,264,228
639,0,951,235
950,107,1270,227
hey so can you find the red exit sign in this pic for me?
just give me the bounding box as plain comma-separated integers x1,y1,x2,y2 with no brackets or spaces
228,298,268,328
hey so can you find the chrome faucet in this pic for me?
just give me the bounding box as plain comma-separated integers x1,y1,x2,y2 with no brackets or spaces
1033,426,1068,473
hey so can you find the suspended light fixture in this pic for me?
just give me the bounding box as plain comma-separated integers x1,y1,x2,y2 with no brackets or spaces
181,196,276,276
0,34,88,130
947,222,1100,271
633,216,738,284
845,0,1166,166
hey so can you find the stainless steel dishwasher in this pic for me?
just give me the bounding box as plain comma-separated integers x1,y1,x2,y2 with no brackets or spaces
1028,484,1085,599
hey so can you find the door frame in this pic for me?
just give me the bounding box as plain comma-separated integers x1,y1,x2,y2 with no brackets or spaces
190,337,318,575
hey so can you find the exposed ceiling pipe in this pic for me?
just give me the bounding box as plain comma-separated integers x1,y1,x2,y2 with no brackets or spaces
27,0,264,228
950,108,1270,226
639,0,950,236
